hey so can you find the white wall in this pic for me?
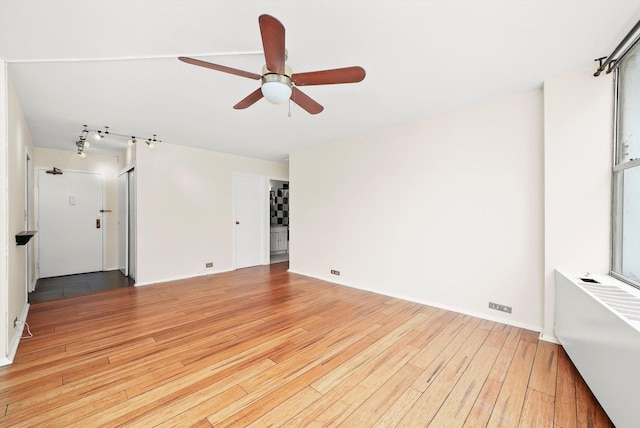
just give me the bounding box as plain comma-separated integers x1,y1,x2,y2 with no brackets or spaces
0,61,9,363
543,67,613,340
290,89,544,330
135,142,288,286
119,143,136,171
33,148,120,271
1,67,34,365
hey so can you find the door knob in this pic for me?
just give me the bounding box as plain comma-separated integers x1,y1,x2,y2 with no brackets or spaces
236,221,240,225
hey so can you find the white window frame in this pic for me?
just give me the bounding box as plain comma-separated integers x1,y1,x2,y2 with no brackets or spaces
611,51,640,289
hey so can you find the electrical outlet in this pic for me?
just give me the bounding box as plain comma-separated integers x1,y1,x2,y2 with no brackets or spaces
205,262,213,268
330,270,340,276
13,317,18,328
489,302,512,314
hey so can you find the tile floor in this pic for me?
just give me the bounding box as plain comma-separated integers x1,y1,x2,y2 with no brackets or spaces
29,270,134,303
270,253,289,264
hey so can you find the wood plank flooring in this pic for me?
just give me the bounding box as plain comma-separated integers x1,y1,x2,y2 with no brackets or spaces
0,263,613,427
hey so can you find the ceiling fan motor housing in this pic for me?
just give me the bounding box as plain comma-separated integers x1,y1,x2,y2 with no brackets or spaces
261,66,293,104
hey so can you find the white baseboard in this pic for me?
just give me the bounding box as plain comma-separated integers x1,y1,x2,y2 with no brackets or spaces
539,332,560,344
134,268,234,287
288,268,543,336
2,303,30,366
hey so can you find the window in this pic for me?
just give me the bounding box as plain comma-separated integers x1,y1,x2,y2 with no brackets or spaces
612,43,640,288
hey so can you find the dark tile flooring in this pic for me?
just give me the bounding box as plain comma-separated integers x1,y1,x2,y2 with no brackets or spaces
29,270,134,303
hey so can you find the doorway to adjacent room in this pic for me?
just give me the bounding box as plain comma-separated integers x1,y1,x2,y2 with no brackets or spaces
269,179,289,264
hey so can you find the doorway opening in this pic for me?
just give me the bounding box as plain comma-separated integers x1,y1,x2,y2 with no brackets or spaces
25,152,34,293
269,180,289,264
31,167,133,303
118,167,136,281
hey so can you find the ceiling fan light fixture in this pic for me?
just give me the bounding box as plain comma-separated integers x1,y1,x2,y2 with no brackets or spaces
261,74,292,104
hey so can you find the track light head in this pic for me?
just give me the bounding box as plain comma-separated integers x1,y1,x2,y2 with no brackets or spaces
146,134,157,148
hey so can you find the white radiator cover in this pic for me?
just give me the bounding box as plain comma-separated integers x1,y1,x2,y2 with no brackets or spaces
555,270,640,428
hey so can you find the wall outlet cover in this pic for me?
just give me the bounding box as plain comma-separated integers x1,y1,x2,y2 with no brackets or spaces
489,302,512,314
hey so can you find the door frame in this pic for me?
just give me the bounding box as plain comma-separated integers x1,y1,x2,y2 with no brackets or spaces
25,150,35,292
267,178,290,262
35,167,106,279
118,164,136,280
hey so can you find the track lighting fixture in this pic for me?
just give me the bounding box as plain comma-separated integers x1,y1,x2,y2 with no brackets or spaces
74,125,161,157
93,126,109,141
146,134,157,148
76,129,88,157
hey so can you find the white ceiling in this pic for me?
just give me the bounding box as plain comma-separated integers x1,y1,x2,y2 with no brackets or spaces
2,0,640,162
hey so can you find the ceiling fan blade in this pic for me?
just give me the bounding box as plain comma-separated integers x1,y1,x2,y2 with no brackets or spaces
178,56,261,80
233,88,264,110
290,87,324,114
259,14,286,74
291,66,366,86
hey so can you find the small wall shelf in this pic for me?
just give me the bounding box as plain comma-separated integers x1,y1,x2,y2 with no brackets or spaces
15,231,37,246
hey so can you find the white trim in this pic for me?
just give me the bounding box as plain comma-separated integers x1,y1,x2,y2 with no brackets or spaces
288,268,544,336
2,303,29,367
118,162,135,176
612,157,640,172
6,51,264,64
133,268,234,287
25,149,35,292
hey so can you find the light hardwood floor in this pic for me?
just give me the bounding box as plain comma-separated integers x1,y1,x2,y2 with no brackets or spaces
1,263,612,427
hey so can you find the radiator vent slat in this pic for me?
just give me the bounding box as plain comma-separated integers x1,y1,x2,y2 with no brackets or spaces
581,282,640,325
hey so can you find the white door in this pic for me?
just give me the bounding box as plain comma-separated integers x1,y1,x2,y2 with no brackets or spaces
234,174,265,269
38,169,103,277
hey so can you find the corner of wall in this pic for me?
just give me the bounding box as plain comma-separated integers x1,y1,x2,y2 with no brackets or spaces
542,65,614,340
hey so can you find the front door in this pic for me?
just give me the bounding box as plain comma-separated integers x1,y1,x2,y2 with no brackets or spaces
38,169,103,278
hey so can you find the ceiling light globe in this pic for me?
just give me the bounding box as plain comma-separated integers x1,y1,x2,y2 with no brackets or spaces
93,132,103,141
83,140,90,147
78,151,86,158
261,74,292,104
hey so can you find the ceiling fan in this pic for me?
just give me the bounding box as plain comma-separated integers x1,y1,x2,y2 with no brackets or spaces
178,14,366,114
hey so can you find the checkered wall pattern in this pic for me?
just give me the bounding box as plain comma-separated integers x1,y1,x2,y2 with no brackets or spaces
271,183,289,225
